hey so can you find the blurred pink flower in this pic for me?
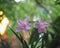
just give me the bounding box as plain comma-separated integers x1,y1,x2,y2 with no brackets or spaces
16,17,31,32
35,18,49,33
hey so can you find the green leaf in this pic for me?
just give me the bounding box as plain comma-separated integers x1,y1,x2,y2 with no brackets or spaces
29,28,40,48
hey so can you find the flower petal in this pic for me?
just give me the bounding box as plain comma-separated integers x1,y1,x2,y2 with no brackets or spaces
17,19,23,25
16,26,21,32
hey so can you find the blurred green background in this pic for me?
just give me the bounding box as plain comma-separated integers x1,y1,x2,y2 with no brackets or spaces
0,0,60,47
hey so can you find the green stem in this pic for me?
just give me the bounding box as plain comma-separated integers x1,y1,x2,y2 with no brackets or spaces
9,27,29,48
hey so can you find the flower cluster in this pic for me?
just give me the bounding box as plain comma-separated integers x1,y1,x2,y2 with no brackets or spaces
16,17,31,32
35,18,49,33
16,17,49,33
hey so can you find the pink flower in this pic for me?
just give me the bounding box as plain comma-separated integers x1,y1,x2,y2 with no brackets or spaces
35,18,49,33
16,17,31,32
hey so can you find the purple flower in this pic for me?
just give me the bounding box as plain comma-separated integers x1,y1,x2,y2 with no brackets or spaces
16,17,31,32
35,18,49,33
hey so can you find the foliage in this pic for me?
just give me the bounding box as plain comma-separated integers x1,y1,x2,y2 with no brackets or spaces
0,0,60,48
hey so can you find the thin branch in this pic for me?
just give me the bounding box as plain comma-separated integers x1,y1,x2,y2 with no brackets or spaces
35,0,49,13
